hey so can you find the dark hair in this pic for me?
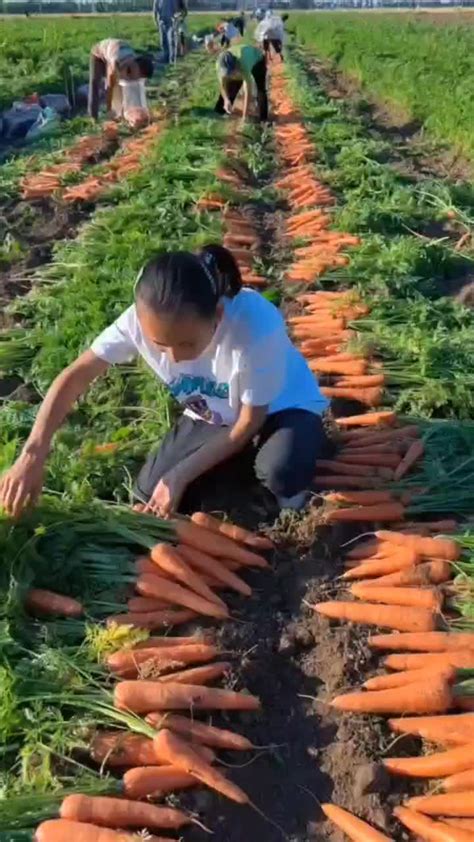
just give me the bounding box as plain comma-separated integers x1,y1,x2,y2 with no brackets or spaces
217,50,239,77
135,244,242,320
136,54,154,79
281,13,289,20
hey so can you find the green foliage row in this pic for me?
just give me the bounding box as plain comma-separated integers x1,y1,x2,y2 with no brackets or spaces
289,12,474,160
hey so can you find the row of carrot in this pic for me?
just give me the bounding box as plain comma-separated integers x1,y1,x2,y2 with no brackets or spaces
268,62,474,842
33,512,274,840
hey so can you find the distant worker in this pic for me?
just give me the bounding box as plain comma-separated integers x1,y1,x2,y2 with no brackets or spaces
255,10,286,62
219,19,240,48
215,44,268,124
233,11,246,35
153,0,187,64
88,39,154,121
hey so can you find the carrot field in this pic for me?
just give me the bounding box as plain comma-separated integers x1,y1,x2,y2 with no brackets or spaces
1,11,474,842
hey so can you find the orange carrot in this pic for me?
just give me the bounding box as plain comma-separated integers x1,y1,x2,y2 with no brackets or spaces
321,804,391,841
394,806,474,842
128,597,169,612
321,386,383,407
384,743,474,779
173,519,268,567
442,819,474,831
385,652,474,672
123,765,197,800
190,511,273,549
150,543,224,607
376,531,461,561
137,573,229,620
177,544,251,596
114,681,261,715
132,636,207,650
394,439,425,480
406,792,474,817
156,662,231,686
309,359,368,376
324,491,395,506
106,643,220,679
35,820,168,841
368,632,474,652
25,589,83,618
146,713,253,751
350,584,441,611
387,714,474,745
326,503,406,523
442,770,474,793
333,375,385,388
60,794,192,829
364,665,457,692
317,460,383,478
362,560,452,589
91,732,159,767
337,453,401,468
332,675,453,715
346,539,383,559
342,553,422,580
336,411,397,428
134,556,165,577
314,476,382,490
106,610,197,631
313,601,437,632
154,728,249,804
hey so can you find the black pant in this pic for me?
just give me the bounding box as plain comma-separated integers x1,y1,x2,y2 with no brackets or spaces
88,53,106,120
220,34,230,47
214,57,268,122
134,409,327,506
263,38,283,61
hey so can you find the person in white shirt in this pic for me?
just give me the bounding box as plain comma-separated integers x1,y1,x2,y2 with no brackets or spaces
0,245,328,519
255,11,286,62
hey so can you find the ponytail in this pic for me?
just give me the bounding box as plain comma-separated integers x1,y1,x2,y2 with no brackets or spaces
134,244,242,320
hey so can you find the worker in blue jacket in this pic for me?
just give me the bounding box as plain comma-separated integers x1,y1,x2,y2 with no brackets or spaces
153,0,187,64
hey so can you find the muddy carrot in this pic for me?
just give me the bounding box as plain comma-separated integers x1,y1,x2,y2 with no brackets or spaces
122,765,197,800
326,503,406,523
173,519,268,567
25,589,83,618
362,560,452,589
60,794,192,829
157,662,231,686
154,728,249,804
336,411,397,428
150,543,224,607
387,714,474,744
146,713,253,750
385,652,474,672
393,439,425,480
332,675,453,715
177,544,252,596
442,770,474,793
364,665,457,692
91,732,159,767
35,820,169,841
137,573,229,620
114,681,260,715
321,804,392,842
375,531,461,561
325,491,395,506
350,584,442,611
191,511,273,549
406,792,474,817
106,610,197,631
313,601,437,632
106,643,220,679
368,633,474,652
394,806,474,842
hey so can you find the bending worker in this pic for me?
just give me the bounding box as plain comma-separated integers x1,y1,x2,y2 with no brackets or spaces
215,43,268,123
88,38,154,120
153,0,187,64
0,246,328,519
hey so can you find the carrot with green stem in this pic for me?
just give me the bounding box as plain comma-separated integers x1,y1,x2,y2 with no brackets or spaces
442,770,474,793
127,597,169,612
321,803,392,842
332,674,454,715
443,819,474,832
364,665,459,692
350,584,442,611
35,820,170,842
342,553,422,581
114,680,261,715
394,439,425,480
313,601,437,632
136,573,228,620
156,661,232,686
150,543,224,608
25,589,83,618
106,643,220,679
60,794,193,829
123,765,197,800
385,652,474,672
146,712,253,750
190,511,273,549
177,544,251,596
326,503,406,523
324,491,395,506
375,531,461,561
173,519,268,567
154,728,248,804
361,560,452,589
106,609,197,630
384,741,474,778
336,411,397,428
387,713,474,744
394,806,474,842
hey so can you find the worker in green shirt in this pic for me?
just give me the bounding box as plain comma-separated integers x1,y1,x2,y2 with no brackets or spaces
215,43,268,123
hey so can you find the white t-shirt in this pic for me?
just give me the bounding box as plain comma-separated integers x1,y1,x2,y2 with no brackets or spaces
255,15,284,43
91,289,328,427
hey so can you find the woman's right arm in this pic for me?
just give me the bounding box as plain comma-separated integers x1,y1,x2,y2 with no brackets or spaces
0,350,109,517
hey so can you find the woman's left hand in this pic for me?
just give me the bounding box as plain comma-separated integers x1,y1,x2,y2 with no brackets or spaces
145,468,187,518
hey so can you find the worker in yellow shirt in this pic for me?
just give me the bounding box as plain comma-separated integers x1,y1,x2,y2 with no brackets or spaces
215,43,268,123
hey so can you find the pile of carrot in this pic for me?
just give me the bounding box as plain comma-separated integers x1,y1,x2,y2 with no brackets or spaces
33,512,273,839
20,121,119,200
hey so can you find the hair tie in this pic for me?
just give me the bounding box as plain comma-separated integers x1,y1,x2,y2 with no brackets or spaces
200,252,218,296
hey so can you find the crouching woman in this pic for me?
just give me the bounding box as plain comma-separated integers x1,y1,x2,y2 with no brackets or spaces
215,44,268,123
0,246,328,519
